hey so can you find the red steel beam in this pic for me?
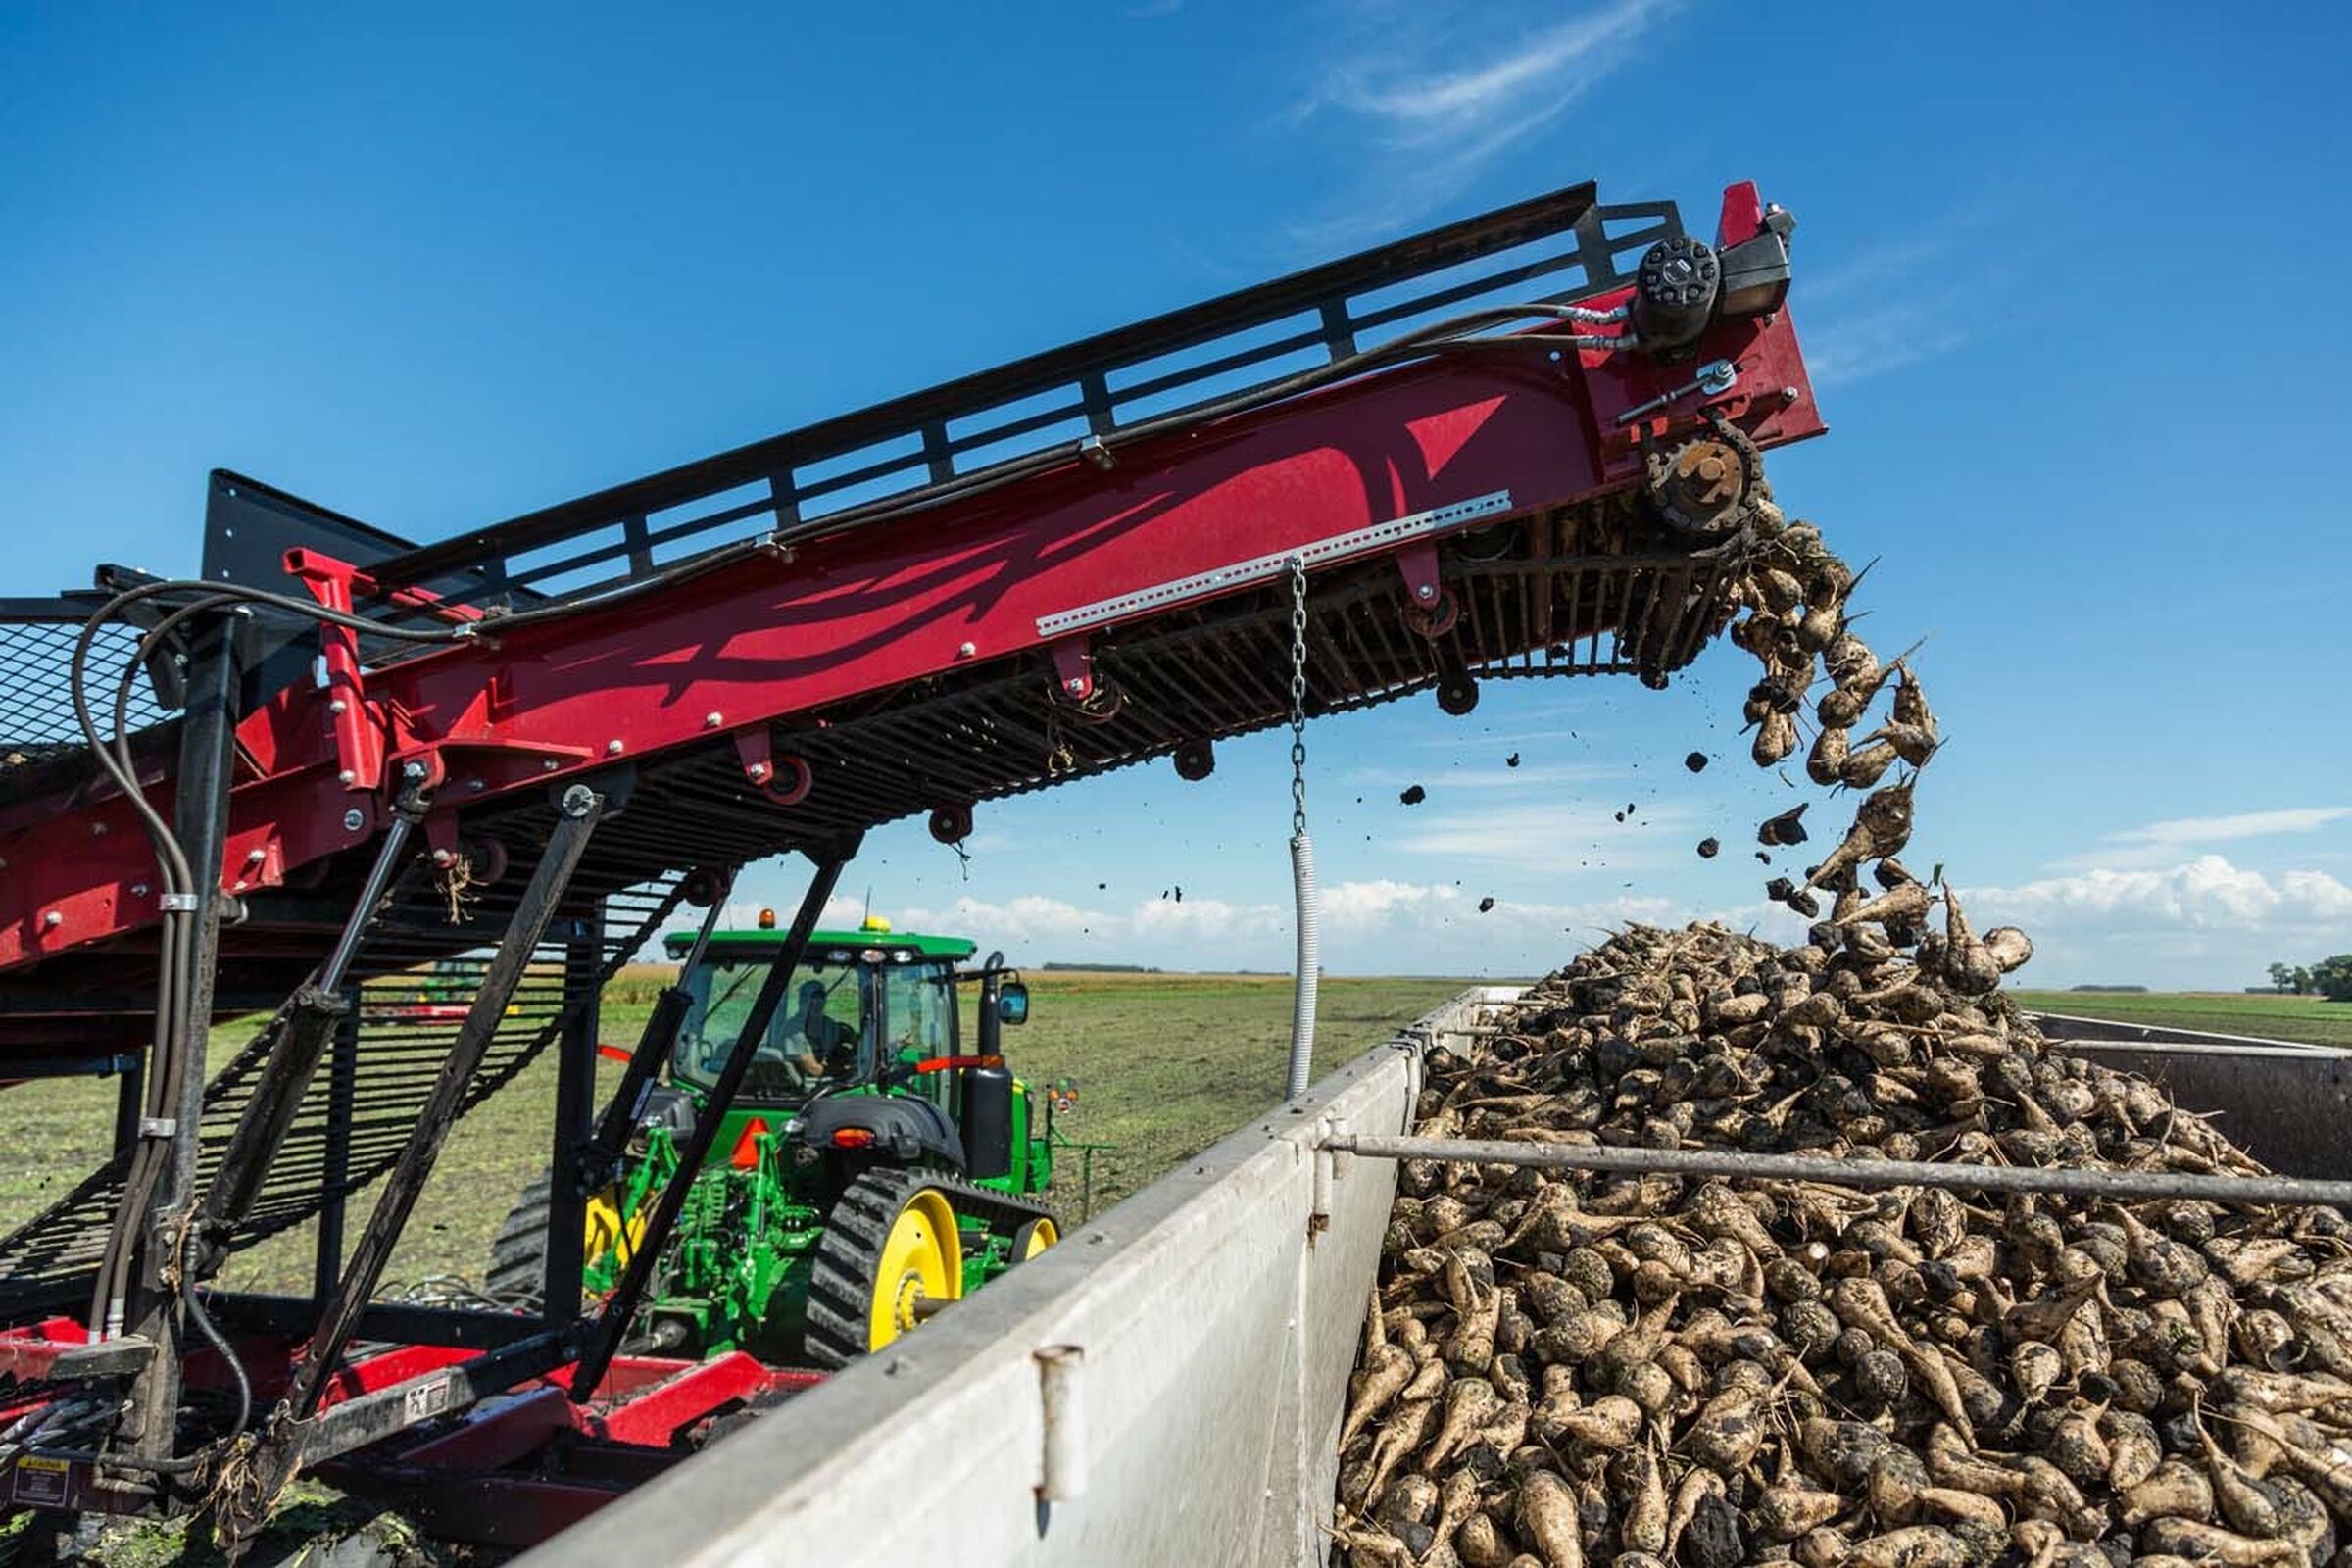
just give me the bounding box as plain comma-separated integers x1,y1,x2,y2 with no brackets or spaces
0,186,1819,972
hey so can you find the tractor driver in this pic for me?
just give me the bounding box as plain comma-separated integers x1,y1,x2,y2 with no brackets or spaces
789,979,857,1081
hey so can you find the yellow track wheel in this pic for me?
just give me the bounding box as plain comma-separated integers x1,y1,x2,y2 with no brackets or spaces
582,1185,646,1271
1011,1216,1058,1261
805,1170,965,1368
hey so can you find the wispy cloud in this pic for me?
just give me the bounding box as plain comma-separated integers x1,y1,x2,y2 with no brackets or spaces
1285,0,1680,247
2046,805,2352,871
1387,799,1696,872
1805,304,1976,392
2116,806,2352,846
1800,198,2010,390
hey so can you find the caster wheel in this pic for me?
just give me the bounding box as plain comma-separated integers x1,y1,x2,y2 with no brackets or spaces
1435,672,1479,716
1173,738,1215,781
929,803,974,844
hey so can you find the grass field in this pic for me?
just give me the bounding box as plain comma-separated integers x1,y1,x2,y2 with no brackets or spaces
2011,989,2352,1048
5,979,2335,1308
0,969,1474,1300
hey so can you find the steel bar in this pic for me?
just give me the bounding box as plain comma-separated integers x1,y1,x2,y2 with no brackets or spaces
284,786,606,1420
578,873,732,1191
120,607,241,1465
1325,1134,2352,1210
311,991,360,1303
568,837,858,1399
543,905,604,1327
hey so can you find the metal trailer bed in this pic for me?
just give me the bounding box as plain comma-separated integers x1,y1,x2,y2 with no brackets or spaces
517,994,2352,1568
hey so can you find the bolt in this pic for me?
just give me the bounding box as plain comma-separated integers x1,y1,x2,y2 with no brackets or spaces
432,849,455,866
704,711,723,729
245,847,266,864
91,822,106,836
466,778,485,793
328,699,348,715
560,784,596,817
957,641,976,659
1781,385,1800,403
41,911,61,929
342,808,365,832
748,761,771,780
1416,583,1436,601
542,759,560,772
337,768,355,784
606,739,624,756
403,760,429,780
1065,678,1087,694
132,883,150,898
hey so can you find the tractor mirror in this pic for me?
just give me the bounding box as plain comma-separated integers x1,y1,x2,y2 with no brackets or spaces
996,980,1030,1026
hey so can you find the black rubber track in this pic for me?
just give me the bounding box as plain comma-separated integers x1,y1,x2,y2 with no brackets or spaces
802,1167,1055,1370
483,1168,553,1310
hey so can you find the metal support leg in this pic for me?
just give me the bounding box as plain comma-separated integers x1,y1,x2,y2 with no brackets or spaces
118,608,241,1469
109,1061,145,1159
282,786,607,1421
311,993,360,1305
195,807,420,1279
569,838,858,1399
575,875,732,1192
542,904,604,1328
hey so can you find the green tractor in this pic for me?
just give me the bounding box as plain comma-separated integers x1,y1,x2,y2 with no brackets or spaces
487,915,1060,1368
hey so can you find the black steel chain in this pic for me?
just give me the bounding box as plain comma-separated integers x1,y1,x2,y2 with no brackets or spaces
1288,557,1308,838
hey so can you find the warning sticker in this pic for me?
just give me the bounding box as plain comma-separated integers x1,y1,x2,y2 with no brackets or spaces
402,1375,454,1425
13,1454,70,1506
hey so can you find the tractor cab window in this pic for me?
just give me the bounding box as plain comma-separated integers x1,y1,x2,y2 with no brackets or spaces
674,956,869,1100
879,962,954,1062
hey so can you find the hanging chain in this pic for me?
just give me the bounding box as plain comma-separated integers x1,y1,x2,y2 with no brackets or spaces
1288,556,1309,838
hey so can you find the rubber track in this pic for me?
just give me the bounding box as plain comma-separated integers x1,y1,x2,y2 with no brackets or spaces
483,1168,554,1309
802,1167,1055,1370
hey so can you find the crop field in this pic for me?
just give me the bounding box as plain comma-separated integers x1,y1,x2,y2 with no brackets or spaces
0,969,1474,1300
2010,989,2352,1048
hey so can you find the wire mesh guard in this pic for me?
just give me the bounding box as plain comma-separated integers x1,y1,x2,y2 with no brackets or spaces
0,869,688,1317
0,612,175,772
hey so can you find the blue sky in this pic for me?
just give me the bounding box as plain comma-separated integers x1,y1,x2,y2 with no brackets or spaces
6,2,2348,987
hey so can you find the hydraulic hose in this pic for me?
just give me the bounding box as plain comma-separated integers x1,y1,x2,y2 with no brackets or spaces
1286,832,1318,1102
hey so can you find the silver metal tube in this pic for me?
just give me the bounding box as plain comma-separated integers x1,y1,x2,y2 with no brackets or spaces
1325,1133,2352,1210
318,809,416,992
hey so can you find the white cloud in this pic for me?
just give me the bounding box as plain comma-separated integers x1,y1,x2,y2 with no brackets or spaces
1974,855,2352,933
1285,0,1678,246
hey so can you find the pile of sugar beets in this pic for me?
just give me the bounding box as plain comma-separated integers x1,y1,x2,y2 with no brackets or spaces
1331,514,2352,1568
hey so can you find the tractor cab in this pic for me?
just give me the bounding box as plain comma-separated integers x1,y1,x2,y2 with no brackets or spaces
665,916,974,1105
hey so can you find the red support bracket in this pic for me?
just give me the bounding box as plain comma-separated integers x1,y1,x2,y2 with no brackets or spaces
1048,637,1096,703
1396,543,1456,637
284,549,387,794
731,729,812,805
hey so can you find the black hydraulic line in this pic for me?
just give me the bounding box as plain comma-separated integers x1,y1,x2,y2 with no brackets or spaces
1327,1134,2352,1211
575,870,735,1193
568,839,858,1400
283,786,607,1421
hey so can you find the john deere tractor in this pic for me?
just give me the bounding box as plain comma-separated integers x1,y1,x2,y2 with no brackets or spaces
487,916,1059,1368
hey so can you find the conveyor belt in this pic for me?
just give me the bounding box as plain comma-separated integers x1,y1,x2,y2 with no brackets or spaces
0,867,686,1317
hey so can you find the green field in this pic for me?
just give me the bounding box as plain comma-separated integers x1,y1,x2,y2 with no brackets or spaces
0,970,1473,1300
2011,989,2352,1048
